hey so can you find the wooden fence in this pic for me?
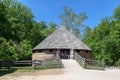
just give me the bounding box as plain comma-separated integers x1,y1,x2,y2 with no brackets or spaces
14,60,32,66
0,58,62,70
0,61,11,70
74,52,86,68
85,59,105,70
74,52,105,70
0,60,42,70
57,54,63,68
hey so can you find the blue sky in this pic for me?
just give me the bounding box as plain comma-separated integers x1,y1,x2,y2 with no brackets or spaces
17,0,120,29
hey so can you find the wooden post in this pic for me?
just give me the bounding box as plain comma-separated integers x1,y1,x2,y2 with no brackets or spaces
84,59,87,68
102,60,105,70
0,60,1,69
6,61,10,70
56,49,62,68
0,40,3,69
56,49,60,59
70,49,74,59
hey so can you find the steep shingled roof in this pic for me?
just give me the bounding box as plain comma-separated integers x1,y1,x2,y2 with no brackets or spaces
33,26,91,50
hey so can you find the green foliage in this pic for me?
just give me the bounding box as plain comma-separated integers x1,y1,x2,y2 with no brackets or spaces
59,6,87,38
19,40,32,60
113,5,120,20
29,21,56,47
0,37,32,60
0,0,34,41
1,0,119,66
0,37,10,61
116,59,120,66
82,5,120,66
0,0,56,61
49,22,57,30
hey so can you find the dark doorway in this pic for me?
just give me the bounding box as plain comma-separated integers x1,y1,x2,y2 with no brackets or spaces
60,49,70,59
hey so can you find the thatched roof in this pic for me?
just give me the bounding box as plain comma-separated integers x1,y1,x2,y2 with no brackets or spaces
33,26,91,51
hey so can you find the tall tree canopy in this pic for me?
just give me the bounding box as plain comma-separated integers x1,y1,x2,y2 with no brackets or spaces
83,5,120,66
0,0,120,67
59,6,87,38
0,0,56,61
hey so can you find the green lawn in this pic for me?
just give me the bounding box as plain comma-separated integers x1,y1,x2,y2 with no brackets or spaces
0,60,60,76
34,60,60,69
0,68,17,76
85,64,104,70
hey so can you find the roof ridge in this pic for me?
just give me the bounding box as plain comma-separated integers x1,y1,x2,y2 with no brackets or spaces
33,25,91,50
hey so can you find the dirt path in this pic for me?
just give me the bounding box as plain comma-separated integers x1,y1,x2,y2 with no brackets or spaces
0,59,120,80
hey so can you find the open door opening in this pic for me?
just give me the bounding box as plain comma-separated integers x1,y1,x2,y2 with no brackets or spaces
60,49,70,59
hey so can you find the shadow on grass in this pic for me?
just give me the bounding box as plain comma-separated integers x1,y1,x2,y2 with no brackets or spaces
0,68,17,76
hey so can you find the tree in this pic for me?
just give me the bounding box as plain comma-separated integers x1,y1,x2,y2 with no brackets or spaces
0,0,57,60
49,22,57,30
29,21,55,47
0,0,35,60
0,37,11,61
82,11,120,66
113,4,120,20
19,40,32,60
0,0,34,42
82,26,92,46
59,6,87,37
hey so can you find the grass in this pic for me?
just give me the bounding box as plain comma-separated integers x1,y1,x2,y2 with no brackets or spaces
76,60,105,70
0,60,60,76
85,64,104,70
35,60,60,69
0,68,17,76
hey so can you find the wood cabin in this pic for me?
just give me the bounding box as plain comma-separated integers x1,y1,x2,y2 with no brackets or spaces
32,26,92,61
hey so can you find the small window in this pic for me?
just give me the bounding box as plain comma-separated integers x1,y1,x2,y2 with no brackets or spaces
35,50,39,53
86,51,89,53
35,50,42,53
49,50,53,52
39,50,42,52
76,50,80,53
32,50,35,53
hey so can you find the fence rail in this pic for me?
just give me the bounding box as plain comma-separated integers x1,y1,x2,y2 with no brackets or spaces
0,61,11,70
85,59,105,70
0,60,42,70
74,52,86,68
0,58,62,70
57,54,63,68
14,60,32,65
74,52,105,70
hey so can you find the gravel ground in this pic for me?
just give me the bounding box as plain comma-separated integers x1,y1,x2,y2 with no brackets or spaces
0,59,120,80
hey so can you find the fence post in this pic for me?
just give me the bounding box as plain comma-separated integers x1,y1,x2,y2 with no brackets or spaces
84,59,86,68
33,60,36,69
6,61,10,70
0,60,1,69
102,60,105,70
